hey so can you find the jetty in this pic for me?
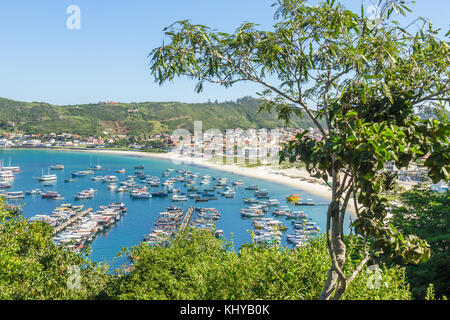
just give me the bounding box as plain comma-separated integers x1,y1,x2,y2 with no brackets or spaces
179,206,194,233
52,208,93,235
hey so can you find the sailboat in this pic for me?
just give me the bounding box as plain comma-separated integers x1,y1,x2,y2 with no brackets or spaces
35,168,57,181
1,157,20,172
87,158,104,171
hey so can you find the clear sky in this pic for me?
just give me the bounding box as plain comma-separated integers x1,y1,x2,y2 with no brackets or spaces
0,0,448,105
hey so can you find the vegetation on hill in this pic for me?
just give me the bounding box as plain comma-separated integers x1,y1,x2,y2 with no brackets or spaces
0,96,316,136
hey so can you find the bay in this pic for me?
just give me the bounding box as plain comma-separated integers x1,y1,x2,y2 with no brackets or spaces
0,148,351,269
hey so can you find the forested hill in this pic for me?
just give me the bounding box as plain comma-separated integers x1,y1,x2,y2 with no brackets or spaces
0,96,316,136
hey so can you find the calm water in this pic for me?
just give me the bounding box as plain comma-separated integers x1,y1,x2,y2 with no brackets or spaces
1,149,351,269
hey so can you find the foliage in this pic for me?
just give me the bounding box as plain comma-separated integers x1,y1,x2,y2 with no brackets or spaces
106,229,411,300
391,185,450,299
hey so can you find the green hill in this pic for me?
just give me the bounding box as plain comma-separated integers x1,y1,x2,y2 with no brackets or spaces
0,96,316,136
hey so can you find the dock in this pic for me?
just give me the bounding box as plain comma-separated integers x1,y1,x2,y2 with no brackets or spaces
52,208,93,235
179,206,194,233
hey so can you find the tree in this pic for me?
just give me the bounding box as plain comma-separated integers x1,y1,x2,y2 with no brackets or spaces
391,185,450,299
149,0,450,299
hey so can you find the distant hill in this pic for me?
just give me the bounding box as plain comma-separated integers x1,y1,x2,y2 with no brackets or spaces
0,96,317,136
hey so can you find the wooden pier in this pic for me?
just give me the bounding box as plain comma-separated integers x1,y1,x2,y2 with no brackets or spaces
179,206,194,233
52,208,93,236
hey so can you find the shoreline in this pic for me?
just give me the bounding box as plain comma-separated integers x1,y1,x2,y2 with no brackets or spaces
5,147,357,216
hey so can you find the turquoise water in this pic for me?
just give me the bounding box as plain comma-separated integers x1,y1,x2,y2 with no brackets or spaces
1,149,351,269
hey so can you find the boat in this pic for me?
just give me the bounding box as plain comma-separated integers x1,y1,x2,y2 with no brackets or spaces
286,194,301,201
245,185,258,190
171,194,188,201
35,168,57,181
103,175,119,183
115,168,126,173
71,170,93,177
1,157,20,172
152,191,168,197
107,184,117,190
26,189,42,195
243,198,259,204
6,191,25,199
254,189,269,199
260,199,280,206
0,181,12,188
50,165,64,170
134,165,144,169
295,202,315,206
41,191,61,199
74,188,96,200
116,186,129,192
64,178,76,183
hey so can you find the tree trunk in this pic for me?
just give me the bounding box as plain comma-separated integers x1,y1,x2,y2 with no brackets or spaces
318,196,347,300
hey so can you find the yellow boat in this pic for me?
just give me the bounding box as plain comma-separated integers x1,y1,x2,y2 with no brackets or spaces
286,194,301,201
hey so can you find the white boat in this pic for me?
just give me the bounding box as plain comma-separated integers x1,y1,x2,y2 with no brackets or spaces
1,157,20,172
35,168,57,181
171,194,188,201
50,165,64,170
6,191,25,199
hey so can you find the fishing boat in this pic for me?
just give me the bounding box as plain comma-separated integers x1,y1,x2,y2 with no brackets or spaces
71,170,92,177
130,190,152,199
0,181,11,188
243,197,259,204
64,178,76,183
74,188,96,200
50,165,64,170
232,180,244,186
1,157,20,172
0,171,15,181
103,175,119,183
26,189,42,195
41,191,61,199
260,199,280,206
134,165,144,169
254,189,269,199
152,191,168,197
116,186,129,192
6,191,25,199
35,168,57,181
115,168,126,173
107,184,117,190
171,194,188,201
245,185,258,190
286,194,301,201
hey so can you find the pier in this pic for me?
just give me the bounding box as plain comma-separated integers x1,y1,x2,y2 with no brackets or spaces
179,206,194,233
52,208,93,236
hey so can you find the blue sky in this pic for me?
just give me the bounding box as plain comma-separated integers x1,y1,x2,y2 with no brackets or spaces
0,0,448,105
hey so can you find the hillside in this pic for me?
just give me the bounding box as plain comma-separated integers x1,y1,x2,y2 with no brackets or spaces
0,96,316,136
